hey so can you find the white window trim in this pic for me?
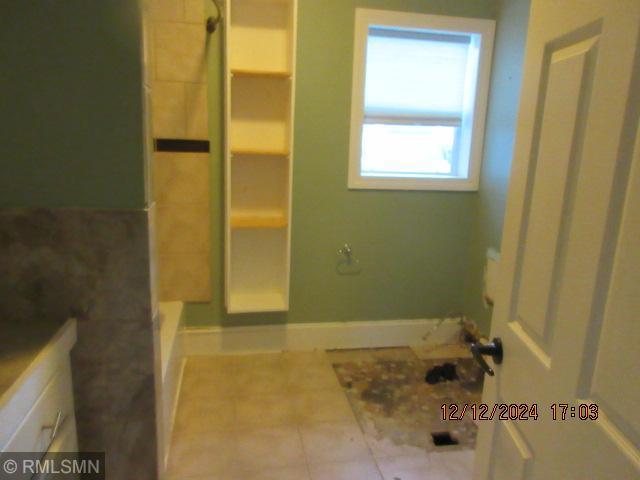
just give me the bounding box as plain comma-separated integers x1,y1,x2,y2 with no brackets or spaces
348,9,496,191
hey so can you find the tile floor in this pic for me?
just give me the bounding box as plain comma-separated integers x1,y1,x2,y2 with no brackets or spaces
167,349,477,480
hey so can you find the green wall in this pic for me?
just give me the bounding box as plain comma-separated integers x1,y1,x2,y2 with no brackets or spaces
186,0,498,327
0,1,146,209
462,0,531,333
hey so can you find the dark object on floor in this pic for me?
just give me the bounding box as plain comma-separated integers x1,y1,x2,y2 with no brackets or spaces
425,366,442,384
431,431,459,446
441,363,458,381
463,330,478,343
425,362,459,384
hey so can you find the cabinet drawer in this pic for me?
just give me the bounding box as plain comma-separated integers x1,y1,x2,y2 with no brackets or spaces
31,413,79,480
0,320,77,449
4,359,76,454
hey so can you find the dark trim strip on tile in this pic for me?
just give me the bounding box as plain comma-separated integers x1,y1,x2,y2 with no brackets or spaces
154,138,210,153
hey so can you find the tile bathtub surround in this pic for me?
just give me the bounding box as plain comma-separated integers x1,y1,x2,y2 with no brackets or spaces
154,151,211,301
152,81,187,138
154,23,207,85
146,0,212,302
168,348,478,480
153,152,210,205
0,208,158,479
149,0,208,139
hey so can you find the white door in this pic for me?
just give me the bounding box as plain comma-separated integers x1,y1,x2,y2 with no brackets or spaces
474,0,640,478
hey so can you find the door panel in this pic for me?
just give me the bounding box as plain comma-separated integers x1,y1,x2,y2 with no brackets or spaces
589,146,640,446
474,1,640,478
515,34,599,352
489,421,532,480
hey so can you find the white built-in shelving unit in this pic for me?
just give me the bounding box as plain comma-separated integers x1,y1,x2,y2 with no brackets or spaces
224,0,297,313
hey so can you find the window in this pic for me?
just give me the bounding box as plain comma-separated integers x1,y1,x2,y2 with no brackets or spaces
348,10,495,191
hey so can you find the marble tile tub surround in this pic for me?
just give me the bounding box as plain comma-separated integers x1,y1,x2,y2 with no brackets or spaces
0,208,159,479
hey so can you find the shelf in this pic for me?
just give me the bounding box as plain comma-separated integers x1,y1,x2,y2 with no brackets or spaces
231,69,292,79
230,75,291,153
232,0,292,4
230,211,287,228
229,0,293,74
231,156,287,213
225,0,295,314
231,148,290,157
228,229,288,310
228,291,287,313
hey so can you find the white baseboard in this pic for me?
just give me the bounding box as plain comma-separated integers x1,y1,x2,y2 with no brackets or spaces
182,318,462,356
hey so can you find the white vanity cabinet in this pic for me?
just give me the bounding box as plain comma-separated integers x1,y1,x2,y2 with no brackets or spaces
0,319,78,456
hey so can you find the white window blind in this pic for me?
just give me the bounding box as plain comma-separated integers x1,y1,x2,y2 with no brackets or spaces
364,28,471,123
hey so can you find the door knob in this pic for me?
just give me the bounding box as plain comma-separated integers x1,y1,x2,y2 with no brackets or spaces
470,337,503,376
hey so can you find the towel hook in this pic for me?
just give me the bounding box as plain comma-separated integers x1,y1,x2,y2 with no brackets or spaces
338,244,353,261
337,243,361,275
206,0,222,34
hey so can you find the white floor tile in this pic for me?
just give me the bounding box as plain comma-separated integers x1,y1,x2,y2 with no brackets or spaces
309,460,383,480
233,426,306,470
167,430,235,477
292,389,355,425
300,420,372,464
431,450,475,479
234,392,296,429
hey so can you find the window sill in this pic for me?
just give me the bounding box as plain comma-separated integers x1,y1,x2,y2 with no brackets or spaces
348,175,479,192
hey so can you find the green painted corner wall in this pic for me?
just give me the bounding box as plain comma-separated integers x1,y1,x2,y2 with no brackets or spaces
186,0,498,327
0,1,146,209
462,0,531,334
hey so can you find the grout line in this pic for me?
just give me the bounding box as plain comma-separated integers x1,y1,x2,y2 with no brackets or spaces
154,202,210,209
373,458,387,480
295,425,314,480
335,369,387,479
181,83,189,136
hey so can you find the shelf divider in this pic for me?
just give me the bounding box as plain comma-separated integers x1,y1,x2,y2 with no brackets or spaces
230,148,290,157
231,68,292,79
230,211,288,229
228,291,287,314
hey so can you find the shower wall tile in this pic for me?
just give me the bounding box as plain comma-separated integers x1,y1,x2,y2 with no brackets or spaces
154,22,206,83
154,151,211,300
158,253,211,301
157,204,210,255
185,82,209,139
153,153,210,205
147,0,211,302
151,80,208,140
152,81,187,138
184,0,206,24
150,0,184,22
0,208,158,479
